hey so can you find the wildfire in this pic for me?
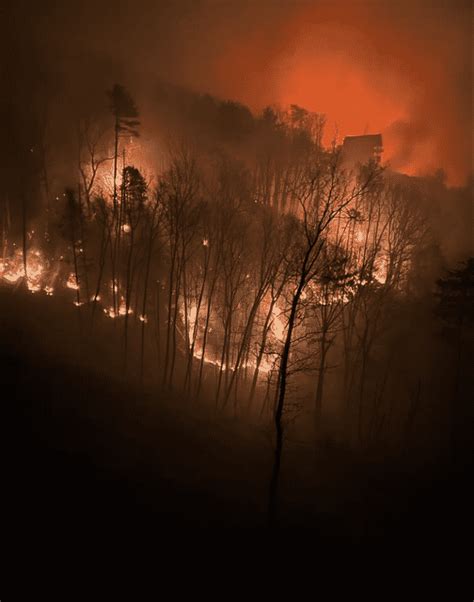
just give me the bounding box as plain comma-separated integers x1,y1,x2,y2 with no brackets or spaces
181,298,286,375
66,273,80,290
103,298,133,319
373,260,388,285
0,256,23,284
269,304,285,342
0,248,48,293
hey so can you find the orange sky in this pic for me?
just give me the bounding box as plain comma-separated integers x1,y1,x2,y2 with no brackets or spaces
201,1,472,185
11,0,470,185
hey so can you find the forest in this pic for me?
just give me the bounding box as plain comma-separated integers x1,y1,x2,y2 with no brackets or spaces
2,79,472,534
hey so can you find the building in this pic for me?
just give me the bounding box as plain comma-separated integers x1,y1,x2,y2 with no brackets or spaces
341,134,383,167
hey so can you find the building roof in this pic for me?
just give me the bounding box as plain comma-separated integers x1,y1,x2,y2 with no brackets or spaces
342,134,383,148
341,134,383,165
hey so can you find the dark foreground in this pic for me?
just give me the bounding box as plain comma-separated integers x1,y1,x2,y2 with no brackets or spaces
2,290,471,541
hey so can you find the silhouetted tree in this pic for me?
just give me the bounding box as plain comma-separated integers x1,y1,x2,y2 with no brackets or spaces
268,149,379,525
107,84,140,314
436,258,474,460
107,84,140,211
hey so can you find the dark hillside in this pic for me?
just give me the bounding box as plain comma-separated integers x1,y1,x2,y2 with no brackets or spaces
2,289,470,540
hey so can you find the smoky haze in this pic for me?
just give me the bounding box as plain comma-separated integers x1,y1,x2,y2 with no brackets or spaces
1,0,472,185
1,0,473,538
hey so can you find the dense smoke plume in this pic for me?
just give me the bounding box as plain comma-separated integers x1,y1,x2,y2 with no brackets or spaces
1,0,472,186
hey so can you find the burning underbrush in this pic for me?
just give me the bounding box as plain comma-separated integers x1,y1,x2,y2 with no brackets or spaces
0,141,436,446
2,85,469,533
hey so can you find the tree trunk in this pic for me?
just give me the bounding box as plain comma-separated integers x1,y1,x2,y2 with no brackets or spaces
268,280,304,526
162,238,177,387
123,228,134,371
184,247,209,396
314,330,328,443
21,194,28,289
196,271,217,398
140,219,157,384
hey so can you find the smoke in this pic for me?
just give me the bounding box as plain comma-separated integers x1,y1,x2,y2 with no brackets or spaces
200,0,472,185
1,0,471,185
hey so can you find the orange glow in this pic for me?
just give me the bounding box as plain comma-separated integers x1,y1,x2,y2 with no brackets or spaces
209,2,470,186
66,273,79,290
0,248,48,293
103,298,133,319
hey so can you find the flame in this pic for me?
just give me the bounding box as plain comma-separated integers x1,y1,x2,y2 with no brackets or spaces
269,303,286,343
66,273,80,290
354,228,365,244
103,297,133,319
180,298,285,375
0,248,47,293
373,260,388,285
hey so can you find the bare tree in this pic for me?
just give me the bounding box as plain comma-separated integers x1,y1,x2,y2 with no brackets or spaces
139,184,163,383
268,149,379,525
161,149,200,388
78,118,113,213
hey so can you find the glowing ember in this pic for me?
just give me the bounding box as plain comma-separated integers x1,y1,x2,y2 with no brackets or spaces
373,260,388,284
66,273,79,290
103,298,133,318
0,256,23,283
354,228,365,244
0,248,46,292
